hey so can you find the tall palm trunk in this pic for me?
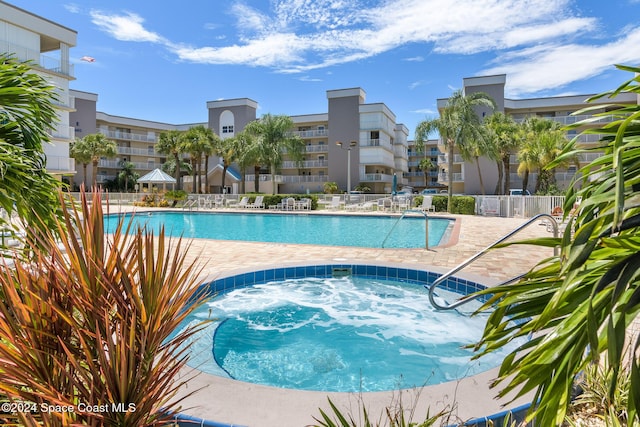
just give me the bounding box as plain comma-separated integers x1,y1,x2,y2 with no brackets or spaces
221,161,228,194
83,163,89,188
173,153,181,190
474,155,485,195
502,155,511,195
254,165,260,194
92,160,99,188
447,141,454,212
270,164,277,195
204,155,210,194
522,170,530,194
191,158,197,193
494,161,503,195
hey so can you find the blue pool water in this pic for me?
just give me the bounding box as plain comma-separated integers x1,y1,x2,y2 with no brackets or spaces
106,212,451,248
175,268,516,392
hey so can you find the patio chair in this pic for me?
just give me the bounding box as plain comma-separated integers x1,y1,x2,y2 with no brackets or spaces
285,197,296,210
213,194,226,208
420,196,435,212
248,195,264,209
327,196,342,210
228,196,249,209
296,198,311,210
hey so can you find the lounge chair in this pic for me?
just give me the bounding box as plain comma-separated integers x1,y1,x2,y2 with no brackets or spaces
248,195,264,209
327,196,342,210
228,196,249,209
420,196,435,212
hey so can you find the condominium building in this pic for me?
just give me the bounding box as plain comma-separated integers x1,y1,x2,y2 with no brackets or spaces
71,87,411,194
436,74,639,195
71,90,192,187
1,1,77,179
206,88,410,194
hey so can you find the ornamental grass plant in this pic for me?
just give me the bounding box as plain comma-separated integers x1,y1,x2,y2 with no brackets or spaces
0,190,209,426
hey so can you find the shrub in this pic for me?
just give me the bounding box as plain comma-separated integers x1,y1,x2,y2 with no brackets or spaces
164,189,188,207
0,190,208,426
451,196,475,215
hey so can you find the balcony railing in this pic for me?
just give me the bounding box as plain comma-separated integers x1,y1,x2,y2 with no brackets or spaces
49,124,74,140
281,160,328,169
438,172,464,182
245,174,284,183
361,173,393,183
99,129,157,143
1,42,75,77
46,156,75,172
280,175,330,183
99,160,153,169
117,146,159,156
289,129,328,138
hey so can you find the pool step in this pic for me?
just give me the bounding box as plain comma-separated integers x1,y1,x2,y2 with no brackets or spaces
331,267,352,277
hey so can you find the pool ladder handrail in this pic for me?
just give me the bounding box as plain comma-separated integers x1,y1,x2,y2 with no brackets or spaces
381,209,429,249
428,213,560,311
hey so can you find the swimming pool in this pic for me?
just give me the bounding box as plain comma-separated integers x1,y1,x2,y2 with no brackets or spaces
172,264,519,393
106,212,452,248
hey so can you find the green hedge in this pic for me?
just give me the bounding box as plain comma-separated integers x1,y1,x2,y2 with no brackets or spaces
414,195,476,214
261,194,319,210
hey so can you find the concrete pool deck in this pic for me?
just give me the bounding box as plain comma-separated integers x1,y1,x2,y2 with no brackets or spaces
109,205,556,426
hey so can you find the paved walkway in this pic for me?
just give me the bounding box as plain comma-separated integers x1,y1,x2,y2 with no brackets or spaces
109,206,556,426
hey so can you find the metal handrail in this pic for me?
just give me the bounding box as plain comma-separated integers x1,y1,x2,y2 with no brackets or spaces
427,213,560,310
381,209,429,249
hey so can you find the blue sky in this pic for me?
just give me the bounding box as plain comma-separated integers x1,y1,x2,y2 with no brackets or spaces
11,0,640,135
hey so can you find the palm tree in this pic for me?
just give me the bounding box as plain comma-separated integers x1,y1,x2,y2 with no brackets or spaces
216,136,240,194
233,131,258,194
201,129,220,194
418,157,435,187
415,90,495,210
484,112,520,195
156,130,184,190
69,138,92,187
516,116,567,194
244,114,305,195
180,126,211,193
0,53,62,234
118,160,137,191
69,133,117,188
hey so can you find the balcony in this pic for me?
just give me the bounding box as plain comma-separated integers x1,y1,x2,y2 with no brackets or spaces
438,172,464,183
99,160,152,169
280,175,330,183
99,129,157,143
46,156,75,173
360,173,393,183
290,129,328,138
305,144,329,153
281,160,328,169
117,146,158,156
245,174,284,183
49,124,74,140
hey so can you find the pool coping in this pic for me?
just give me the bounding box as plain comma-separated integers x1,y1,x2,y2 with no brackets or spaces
172,260,533,427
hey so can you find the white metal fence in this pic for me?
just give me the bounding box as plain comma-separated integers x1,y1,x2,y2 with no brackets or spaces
69,192,567,218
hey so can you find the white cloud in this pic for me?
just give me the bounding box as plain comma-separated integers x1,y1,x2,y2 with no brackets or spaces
298,75,323,82
90,11,164,43
89,0,640,96
64,3,80,14
482,27,640,96
412,108,437,115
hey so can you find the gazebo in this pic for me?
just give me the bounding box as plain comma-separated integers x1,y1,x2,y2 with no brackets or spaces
137,168,176,192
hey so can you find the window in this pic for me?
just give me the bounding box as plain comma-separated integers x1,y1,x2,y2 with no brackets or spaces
222,125,234,134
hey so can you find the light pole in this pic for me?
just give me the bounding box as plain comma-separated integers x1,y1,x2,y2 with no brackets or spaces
336,140,357,193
